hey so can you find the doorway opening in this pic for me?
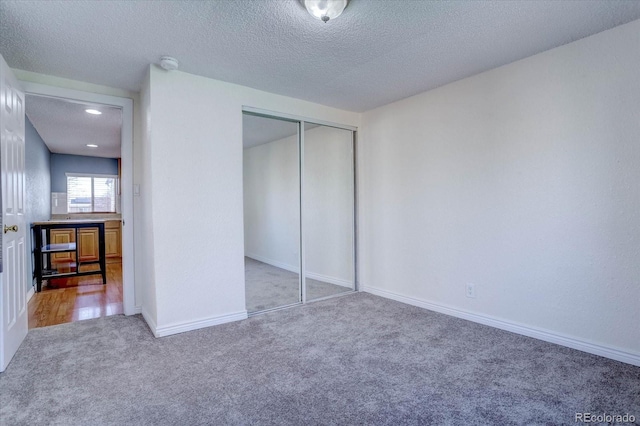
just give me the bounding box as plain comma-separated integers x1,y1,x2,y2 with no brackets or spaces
21,82,135,327
242,108,357,314
25,95,123,328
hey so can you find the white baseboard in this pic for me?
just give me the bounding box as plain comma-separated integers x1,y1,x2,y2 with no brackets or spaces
362,285,640,367
246,253,353,288
26,286,35,303
144,310,248,338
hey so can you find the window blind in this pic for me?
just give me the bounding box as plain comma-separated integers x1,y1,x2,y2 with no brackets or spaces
67,175,117,213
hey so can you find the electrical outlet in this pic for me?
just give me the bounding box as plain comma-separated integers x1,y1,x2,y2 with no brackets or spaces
466,283,476,299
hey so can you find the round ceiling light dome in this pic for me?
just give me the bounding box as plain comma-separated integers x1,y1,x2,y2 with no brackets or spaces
159,56,179,71
303,0,348,23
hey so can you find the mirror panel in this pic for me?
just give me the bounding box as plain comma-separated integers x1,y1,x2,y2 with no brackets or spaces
243,114,301,313
303,123,355,301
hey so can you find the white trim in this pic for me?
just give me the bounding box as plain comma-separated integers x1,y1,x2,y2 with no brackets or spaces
133,305,142,314
151,311,248,338
246,253,353,288
21,81,136,316
26,286,34,303
362,285,640,367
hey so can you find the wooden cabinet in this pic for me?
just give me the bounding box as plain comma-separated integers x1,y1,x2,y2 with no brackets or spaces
50,227,101,263
50,229,75,264
78,228,99,262
48,220,120,267
105,220,122,262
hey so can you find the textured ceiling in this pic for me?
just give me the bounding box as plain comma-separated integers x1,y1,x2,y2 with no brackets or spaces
26,95,122,158
2,1,640,112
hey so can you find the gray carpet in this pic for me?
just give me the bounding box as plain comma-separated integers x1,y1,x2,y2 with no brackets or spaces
245,257,351,312
1,293,639,425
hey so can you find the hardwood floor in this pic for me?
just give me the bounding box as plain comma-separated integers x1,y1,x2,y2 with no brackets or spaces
28,262,123,329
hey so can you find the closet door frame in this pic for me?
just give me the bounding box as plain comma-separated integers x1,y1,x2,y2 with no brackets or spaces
242,106,358,308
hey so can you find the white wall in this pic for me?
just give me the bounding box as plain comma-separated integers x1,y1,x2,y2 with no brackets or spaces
360,20,640,361
243,125,354,286
146,66,359,334
138,68,157,325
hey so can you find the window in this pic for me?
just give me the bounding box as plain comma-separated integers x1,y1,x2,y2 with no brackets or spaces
66,174,118,213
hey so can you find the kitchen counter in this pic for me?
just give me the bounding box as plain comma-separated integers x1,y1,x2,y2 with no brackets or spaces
51,213,121,221
32,219,108,225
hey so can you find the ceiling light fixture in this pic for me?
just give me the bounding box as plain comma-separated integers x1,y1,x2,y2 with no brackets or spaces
159,56,179,71
86,144,98,148
302,0,348,23
85,109,102,115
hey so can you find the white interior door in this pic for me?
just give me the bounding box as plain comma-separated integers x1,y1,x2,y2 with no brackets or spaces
0,54,28,372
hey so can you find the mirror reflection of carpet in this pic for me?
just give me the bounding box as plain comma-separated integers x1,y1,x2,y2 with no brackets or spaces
245,257,349,312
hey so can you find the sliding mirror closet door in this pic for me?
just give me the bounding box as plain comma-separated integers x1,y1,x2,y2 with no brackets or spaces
243,114,301,313
303,123,355,301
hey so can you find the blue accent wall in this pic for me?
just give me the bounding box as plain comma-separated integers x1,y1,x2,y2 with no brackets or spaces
50,154,118,192
25,117,52,288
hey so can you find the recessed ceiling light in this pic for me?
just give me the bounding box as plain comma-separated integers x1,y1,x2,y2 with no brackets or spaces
86,144,99,148
85,109,102,115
